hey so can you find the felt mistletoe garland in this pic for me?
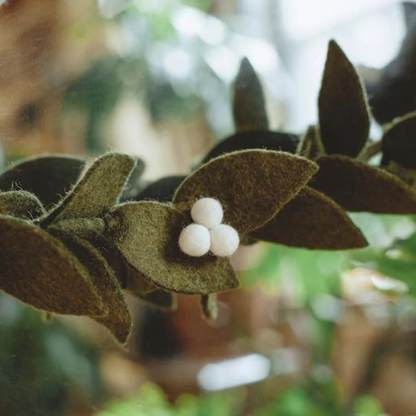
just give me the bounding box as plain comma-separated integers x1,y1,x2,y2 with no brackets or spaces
303,40,416,215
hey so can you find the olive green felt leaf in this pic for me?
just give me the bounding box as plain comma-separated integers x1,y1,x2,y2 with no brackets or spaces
43,153,136,225
318,40,370,158
382,111,416,168
311,155,416,213
135,175,187,203
139,290,177,311
0,155,85,209
233,58,269,132
173,150,318,234
0,191,45,219
105,202,239,295
50,229,132,345
122,156,146,201
0,216,106,316
201,294,218,320
200,131,298,165
252,187,368,250
297,126,325,160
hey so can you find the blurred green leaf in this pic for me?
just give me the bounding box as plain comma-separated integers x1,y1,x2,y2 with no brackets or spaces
353,395,383,415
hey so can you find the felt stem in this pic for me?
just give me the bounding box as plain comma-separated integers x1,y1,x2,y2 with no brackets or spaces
201,294,218,320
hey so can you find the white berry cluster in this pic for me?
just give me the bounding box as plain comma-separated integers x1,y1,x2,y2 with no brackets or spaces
178,198,240,257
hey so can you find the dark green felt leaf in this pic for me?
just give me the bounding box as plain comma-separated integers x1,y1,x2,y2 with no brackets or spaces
0,155,85,209
200,131,298,165
0,191,45,219
135,175,186,203
252,187,368,250
382,111,416,168
201,294,218,320
0,217,106,316
297,126,325,160
139,290,177,311
43,153,135,225
50,228,132,345
105,202,239,295
318,40,370,157
312,155,416,213
233,58,269,132
173,150,318,234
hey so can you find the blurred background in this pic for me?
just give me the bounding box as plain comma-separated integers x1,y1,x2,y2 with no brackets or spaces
2,0,416,415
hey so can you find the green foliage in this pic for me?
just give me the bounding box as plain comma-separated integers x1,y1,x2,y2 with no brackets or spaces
353,395,383,416
0,296,104,416
97,383,242,416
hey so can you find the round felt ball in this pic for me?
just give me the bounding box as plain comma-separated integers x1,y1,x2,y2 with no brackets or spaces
179,223,211,257
210,224,240,257
191,198,224,229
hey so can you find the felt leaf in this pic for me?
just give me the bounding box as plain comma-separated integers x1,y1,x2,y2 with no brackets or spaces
135,175,186,203
382,111,416,168
0,217,106,316
318,40,370,157
252,187,368,250
139,290,177,311
200,131,299,165
0,191,45,219
43,153,135,225
311,155,416,213
233,58,269,131
105,202,239,295
50,228,132,344
201,294,218,320
297,126,325,160
0,156,85,209
173,150,318,234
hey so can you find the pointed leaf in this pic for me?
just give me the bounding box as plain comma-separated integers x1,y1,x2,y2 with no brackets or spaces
201,131,298,165
233,58,269,131
201,294,218,320
43,153,135,225
139,290,177,311
0,191,45,219
252,187,368,250
318,40,370,157
382,111,416,168
297,126,325,160
312,155,416,213
50,228,132,345
122,156,146,200
174,150,318,234
135,175,186,203
0,156,85,209
105,202,239,295
0,217,106,316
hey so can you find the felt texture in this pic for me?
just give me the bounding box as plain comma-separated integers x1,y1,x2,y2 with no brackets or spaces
382,111,416,168
0,156,85,209
173,150,318,234
51,229,132,344
139,290,177,311
43,153,135,225
297,126,325,160
233,58,269,132
311,155,416,213
135,175,186,203
200,131,298,165
200,294,217,320
0,191,45,219
105,202,239,295
252,187,368,250
318,40,370,158
0,216,106,316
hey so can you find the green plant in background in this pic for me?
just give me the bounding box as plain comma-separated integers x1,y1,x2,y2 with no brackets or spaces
97,383,243,416
0,295,104,416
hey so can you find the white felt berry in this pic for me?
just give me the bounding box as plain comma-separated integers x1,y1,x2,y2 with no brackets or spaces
191,198,224,230
210,224,240,257
179,224,211,257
